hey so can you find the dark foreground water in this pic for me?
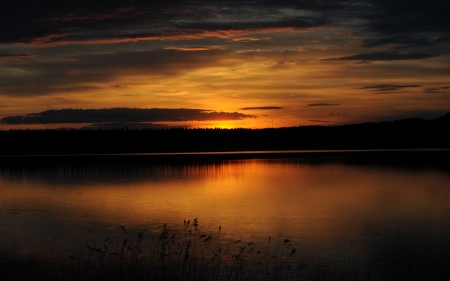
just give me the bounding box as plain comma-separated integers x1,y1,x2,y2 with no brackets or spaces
1,150,450,280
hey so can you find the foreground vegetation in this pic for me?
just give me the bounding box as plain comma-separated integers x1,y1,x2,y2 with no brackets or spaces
1,219,450,281
1,220,301,281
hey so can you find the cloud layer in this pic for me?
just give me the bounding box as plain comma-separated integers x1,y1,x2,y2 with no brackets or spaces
240,106,284,110
1,108,256,124
0,52,38,59
325,52,438,62
2,0,449,52
1,0,449,127
360,84,421,93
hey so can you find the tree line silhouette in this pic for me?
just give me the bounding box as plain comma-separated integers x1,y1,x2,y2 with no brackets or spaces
0,113,449,155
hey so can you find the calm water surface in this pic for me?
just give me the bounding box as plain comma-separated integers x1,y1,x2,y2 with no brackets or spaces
1,152,450,278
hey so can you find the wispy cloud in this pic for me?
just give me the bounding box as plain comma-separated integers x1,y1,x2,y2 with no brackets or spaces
0,1,329,45
230,38,261,43
424,86,450,94
0,49,228,97
86,122,188,129
1,0,448,56
324,52,438,62
360,84,421,93
164,47,216,51
0,52,38,59
0,108,256,124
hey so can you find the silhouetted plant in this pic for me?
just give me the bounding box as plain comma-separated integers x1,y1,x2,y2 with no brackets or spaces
69,219,299,281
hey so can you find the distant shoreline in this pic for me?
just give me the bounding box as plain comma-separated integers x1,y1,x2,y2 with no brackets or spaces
1,113,449,157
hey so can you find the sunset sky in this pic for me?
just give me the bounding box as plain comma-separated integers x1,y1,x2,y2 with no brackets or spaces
1,0,449,129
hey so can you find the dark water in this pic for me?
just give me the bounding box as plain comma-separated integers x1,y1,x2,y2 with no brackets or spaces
1,151,450,280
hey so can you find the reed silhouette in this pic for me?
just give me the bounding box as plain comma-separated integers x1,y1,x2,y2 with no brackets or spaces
2,219,449,280
1,220,300,281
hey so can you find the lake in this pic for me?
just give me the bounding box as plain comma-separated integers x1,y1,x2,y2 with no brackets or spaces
1,150,450,280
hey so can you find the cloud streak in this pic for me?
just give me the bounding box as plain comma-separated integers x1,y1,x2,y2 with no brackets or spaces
1,108,256,124
424,87,450,94
0,49,229,97
324,52,438,62
86,122,186,130
360,84,421,93
164,47,217,51
1,0,448,51
0,52,38,59
0,1,328,45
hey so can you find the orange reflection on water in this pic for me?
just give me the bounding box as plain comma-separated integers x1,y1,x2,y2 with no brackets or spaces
1,159,450,259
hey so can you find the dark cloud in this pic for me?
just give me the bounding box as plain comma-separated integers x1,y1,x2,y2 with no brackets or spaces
306,103,340,107
361,0,450,42
0,49,229,96
324,52,438,62
0,52,38,59
178,17,328,34
362,35,434,48
86,122,190,130
0,0,447,57
0,1,330,45
164,47,214,51
240,106,284,110
424,87,450,94
1,0,448,59
1,1,184,44
0,108,256,124
361,84,421,93
230,38,261,43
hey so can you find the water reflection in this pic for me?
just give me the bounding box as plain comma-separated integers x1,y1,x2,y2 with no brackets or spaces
1,155,450,279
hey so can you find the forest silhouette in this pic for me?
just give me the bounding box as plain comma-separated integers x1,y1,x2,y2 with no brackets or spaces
0,113,449,156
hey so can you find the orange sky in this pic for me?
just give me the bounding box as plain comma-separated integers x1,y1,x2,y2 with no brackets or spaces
1,1,449,129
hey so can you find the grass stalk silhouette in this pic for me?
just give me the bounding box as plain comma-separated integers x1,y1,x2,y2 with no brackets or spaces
68,219,299,281
2,219,450,280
